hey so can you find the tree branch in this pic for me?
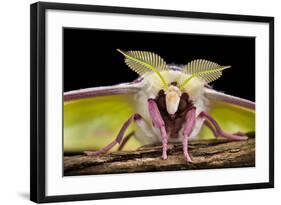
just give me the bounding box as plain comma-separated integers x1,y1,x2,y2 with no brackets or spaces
64,135,255,176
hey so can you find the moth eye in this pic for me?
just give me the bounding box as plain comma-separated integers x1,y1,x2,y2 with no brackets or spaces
177,99,187,113
177,93,189,113
156,90,166,111
158,96,166,111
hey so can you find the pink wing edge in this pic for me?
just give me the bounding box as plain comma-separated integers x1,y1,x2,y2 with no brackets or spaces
204,87,255,110
64,80,143,101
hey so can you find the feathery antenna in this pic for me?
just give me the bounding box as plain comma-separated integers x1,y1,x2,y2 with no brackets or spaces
179,59,230,90
117,49,169,89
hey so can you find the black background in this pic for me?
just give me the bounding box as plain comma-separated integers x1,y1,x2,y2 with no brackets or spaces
64,28,255,101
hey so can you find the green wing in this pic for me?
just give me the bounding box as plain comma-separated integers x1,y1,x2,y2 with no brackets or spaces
64,84,142,153
198,88,255,139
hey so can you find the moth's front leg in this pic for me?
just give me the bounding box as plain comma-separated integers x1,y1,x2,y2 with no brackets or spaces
148,99,168,160
182,107,196,162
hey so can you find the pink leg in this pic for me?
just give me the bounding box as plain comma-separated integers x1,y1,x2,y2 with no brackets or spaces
200,112,248,140
183,108,196,162
148,99,168,160
84,114,141,156
118,131,134,151
204,120,218,138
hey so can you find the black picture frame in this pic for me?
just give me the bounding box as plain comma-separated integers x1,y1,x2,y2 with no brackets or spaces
30,2,274,203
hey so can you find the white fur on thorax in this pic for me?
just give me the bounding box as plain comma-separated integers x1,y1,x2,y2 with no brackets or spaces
133,69,209,144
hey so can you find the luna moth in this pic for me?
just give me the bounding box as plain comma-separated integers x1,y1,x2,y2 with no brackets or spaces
64,50,255,162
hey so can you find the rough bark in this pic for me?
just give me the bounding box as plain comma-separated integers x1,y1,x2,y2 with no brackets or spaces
64,134,255,176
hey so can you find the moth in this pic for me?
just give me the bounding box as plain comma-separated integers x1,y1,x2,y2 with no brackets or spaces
64,50,255,162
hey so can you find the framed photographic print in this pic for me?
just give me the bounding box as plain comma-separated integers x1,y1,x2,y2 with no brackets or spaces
30,1,274,203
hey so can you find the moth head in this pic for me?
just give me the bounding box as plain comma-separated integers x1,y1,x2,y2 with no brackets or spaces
117,49,230,103
165,83,181,116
